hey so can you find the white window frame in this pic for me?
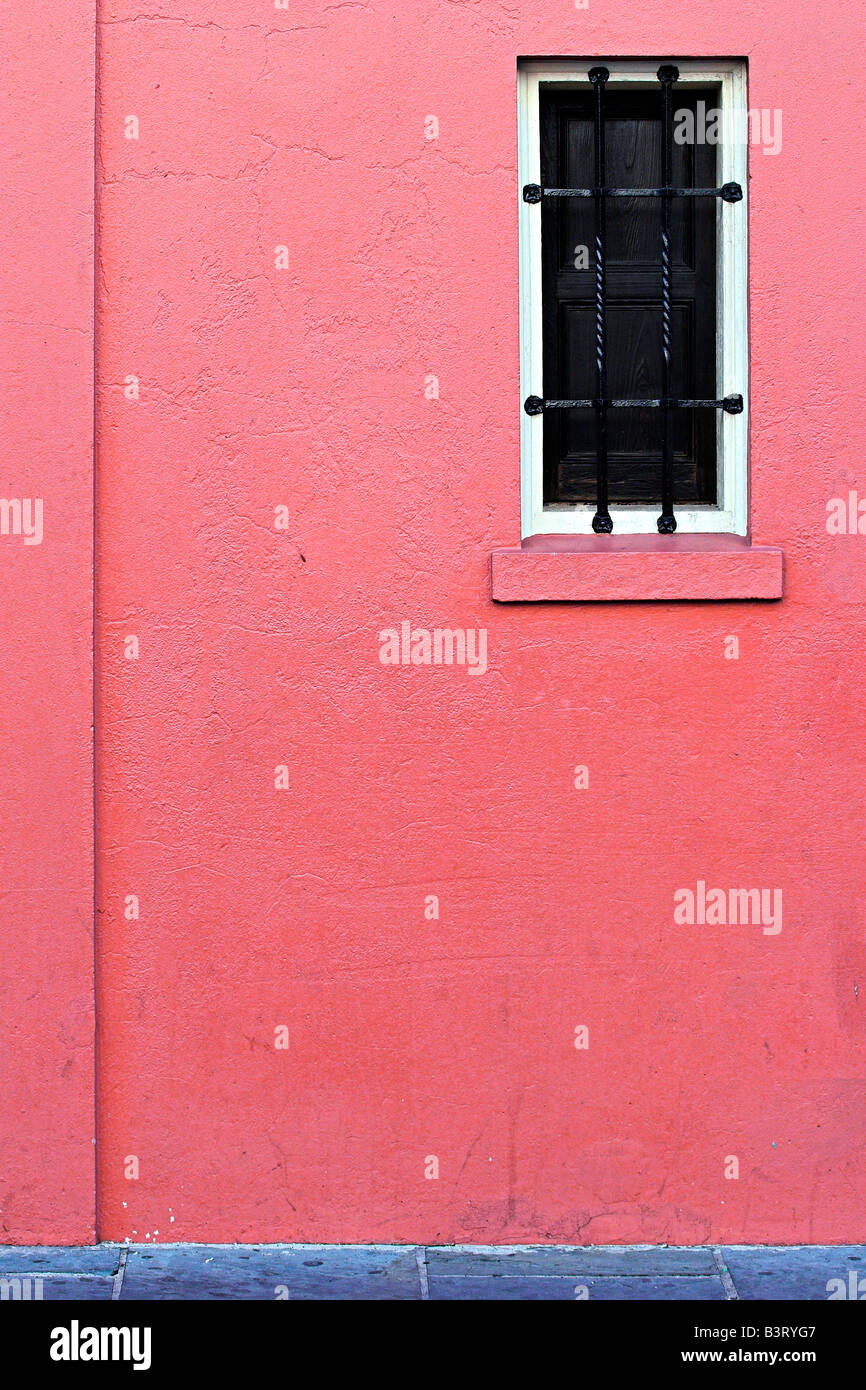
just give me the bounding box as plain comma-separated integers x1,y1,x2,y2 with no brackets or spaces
518,58,749,538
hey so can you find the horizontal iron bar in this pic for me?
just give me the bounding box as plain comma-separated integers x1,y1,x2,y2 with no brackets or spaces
523,182,742,203
525,394,743,414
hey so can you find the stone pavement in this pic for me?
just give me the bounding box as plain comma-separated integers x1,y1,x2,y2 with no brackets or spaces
1,1244,864,1300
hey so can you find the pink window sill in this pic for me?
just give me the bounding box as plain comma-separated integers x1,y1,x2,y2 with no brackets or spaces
491,533,784,602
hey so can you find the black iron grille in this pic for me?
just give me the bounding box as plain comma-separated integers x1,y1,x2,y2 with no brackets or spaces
523,65,743,534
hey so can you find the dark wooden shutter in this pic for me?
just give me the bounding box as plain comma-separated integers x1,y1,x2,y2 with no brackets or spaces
540,86,718,506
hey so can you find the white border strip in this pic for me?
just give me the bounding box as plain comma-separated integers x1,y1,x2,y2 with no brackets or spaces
517,59,749,537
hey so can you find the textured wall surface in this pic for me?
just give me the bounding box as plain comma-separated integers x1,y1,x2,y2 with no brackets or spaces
0,2,96,1242
91,1,866,1244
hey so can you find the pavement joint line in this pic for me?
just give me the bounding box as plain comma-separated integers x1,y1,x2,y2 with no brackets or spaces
712,1246,739,1300
415,1247,430,1300
111,1247,129,1301
428,1272,719,1278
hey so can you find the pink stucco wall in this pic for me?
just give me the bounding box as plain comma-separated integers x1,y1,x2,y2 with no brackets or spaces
0,2,96,1242
6,0,866,1244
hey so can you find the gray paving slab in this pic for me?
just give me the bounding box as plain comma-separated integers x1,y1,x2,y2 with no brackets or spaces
428,1274,727,1300
721,1245,866,1301
0,1246,121,1276
35,1277,115,1301
120,1243,421,1300
426,1244,717,1276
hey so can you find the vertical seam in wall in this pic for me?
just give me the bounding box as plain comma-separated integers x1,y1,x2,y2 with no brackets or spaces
415,1247,430,1300
91,0,101,1244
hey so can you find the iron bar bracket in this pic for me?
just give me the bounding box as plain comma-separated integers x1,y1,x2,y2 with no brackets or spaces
526,395,743,413
524,183,743,201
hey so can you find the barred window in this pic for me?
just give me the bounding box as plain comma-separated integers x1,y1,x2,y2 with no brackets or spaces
518,60,749,537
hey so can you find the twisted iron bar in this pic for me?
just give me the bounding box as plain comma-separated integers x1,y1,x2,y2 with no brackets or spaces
588,66,612,534
657,63,679,533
